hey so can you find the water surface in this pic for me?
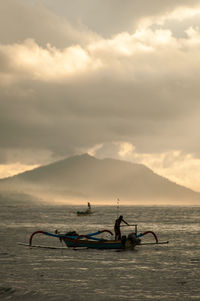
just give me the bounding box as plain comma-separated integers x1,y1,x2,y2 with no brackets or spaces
0,199,199,300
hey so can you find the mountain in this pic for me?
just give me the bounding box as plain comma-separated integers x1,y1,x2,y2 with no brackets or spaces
0,154,199,205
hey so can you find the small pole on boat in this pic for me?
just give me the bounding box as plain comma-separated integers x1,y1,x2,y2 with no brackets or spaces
116,198,120,218
135,224,138,236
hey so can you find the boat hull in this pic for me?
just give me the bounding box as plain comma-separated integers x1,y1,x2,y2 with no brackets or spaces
77,211,92,216
63,237,122,249
28,229,165,251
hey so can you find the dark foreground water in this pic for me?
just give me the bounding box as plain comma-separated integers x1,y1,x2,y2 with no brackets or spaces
0,199,199,301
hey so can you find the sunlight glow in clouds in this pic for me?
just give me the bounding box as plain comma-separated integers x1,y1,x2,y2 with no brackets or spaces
118,142,135,157
87,144,104,157
86,141,200,193
1,13,200,84
0,39,101,83
2,25,200,86
0,163,39,179
116,142,200,192
138,5,200,29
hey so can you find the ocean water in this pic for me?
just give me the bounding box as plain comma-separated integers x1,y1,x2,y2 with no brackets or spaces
0,199,199,301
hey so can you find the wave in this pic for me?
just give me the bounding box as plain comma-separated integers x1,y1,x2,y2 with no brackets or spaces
0,287,62,301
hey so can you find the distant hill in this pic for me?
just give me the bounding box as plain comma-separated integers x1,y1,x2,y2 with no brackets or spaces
0,154,200,205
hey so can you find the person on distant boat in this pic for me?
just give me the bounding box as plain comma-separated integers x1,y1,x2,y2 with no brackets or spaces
114,215,129,240
86,202,91,213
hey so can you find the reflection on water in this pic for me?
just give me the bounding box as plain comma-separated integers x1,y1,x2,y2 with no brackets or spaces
0,199,200,300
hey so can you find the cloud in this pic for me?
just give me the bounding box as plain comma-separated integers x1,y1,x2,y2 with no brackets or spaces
0,0,98,48
38,0,200,37
1,24,200,153
125,146,200,193
87,141,200,192
137,5,200,29
0,39,101,84
0,162,39,179
1,0,200,191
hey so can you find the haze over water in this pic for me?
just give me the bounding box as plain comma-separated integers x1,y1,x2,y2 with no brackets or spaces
0,198,199,301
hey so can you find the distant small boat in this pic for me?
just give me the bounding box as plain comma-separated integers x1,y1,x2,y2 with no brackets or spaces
76,211,92,216
28,226,169,250
77,202,92,216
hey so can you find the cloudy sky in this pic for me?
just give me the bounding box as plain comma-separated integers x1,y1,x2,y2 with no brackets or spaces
1,0,200,192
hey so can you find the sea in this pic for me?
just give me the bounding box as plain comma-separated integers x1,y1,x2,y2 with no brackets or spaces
0,198,199,301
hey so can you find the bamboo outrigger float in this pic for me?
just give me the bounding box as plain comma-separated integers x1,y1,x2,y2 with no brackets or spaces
29,224,169,250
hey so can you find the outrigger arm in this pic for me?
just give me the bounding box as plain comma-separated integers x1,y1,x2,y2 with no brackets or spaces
29,229,113,246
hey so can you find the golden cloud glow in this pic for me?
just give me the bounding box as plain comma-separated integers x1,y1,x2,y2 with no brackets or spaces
115,141,200,192
0,163,39,179
84,144,103,157
0,39,102,82
118,142,135,157
138,5,200,29
1,15,200,85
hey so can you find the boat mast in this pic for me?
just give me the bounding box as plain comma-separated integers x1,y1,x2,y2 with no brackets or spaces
116,198,120,218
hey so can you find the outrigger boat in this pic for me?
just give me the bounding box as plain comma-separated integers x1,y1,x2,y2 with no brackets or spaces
77,202,92,216
29,225,168,250
76,211,92,216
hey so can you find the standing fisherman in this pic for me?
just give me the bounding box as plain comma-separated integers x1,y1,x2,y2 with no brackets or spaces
114,215,129,240
86,202,91,213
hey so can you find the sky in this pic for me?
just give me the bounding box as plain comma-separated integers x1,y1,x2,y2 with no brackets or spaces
1,0,200,192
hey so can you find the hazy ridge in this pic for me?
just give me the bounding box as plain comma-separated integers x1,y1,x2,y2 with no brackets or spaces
0,154,199,205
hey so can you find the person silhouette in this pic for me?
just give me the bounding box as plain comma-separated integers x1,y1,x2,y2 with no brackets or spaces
114,215,129,240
